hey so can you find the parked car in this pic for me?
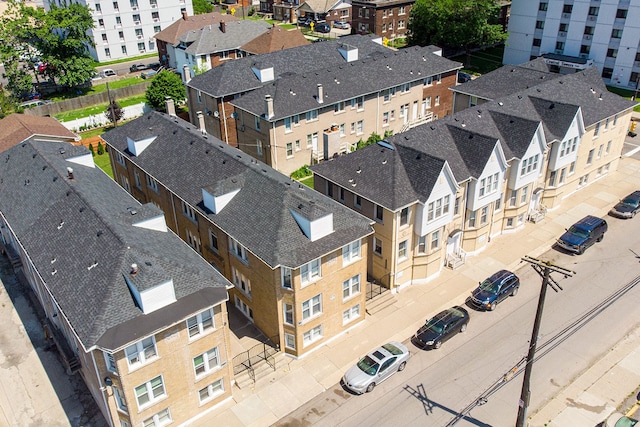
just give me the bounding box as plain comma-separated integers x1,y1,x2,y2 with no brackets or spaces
316,23,331,33
412,306,469,350
100,68,117,77
148,62,162,70
19,99,48,109
458,72,472,83
556,215,608,254
609,191,640,219
129,63,149,72
470,270,520,311
298,16,312,26
333,21,351,29
341,341,410,394
141,69,158,79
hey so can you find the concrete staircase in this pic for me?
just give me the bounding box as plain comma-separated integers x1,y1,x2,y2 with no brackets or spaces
233,351,289,390
365,290,395,316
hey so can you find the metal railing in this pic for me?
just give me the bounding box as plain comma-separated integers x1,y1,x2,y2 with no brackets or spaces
366,279,389,300
232,335,280,381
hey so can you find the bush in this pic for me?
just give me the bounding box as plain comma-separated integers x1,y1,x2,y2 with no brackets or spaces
97,141,105,155
248,7,255,16
290,165,312,180
89,143,95,156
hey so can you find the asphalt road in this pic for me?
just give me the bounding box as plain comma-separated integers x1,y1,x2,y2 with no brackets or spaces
275,211,640,426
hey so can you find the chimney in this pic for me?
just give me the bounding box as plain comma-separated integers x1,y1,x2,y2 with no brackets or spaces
183,64,191,83
66,167,74,180
317,84,324,104
182,10,188,20
197,111,206,134
265,95,274,119
130,263,138,275
165,96,176,116
220,20,226,33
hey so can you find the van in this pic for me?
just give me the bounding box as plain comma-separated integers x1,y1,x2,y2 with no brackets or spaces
556,215,607,255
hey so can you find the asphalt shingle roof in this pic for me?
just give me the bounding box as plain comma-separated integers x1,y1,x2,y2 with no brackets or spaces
0,114,79,152
0,138,230,351
181,20,272,55
240,26,310,55
154,12,239,45
101,112,374,269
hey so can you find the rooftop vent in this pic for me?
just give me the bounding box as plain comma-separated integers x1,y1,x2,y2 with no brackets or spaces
67,167,74,180
130,263,138,275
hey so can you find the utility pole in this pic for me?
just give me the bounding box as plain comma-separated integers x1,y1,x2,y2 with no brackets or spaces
516,256,575,427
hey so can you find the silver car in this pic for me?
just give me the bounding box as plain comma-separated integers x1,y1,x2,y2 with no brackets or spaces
342,341,410,394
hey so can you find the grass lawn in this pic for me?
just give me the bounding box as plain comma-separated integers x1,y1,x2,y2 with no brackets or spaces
94,52,157,67
55,94,147,121
300,176,314,188
93,152,114,179
451,45,505,75
79,126,112,139
606,86,640,112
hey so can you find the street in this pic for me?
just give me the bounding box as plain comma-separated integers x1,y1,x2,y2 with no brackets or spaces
275,208,640,426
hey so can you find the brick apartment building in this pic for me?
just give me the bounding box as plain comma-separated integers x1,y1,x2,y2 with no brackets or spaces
351,0,414,41
102,109,374,357
0,123,234,427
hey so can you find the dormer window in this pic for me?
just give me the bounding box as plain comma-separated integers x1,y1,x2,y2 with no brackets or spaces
478,173,499,197
520,154,540,176
427,195,450,222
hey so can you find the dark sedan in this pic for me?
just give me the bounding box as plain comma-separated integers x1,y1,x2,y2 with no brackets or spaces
609,191,640,219
316,23,331,33
412,306,469,349
469,269,520,311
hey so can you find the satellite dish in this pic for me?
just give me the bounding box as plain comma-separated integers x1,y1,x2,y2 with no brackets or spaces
213,111,219,118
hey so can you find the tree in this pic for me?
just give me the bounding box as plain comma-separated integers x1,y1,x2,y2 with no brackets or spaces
105,99,124,127
193,0,213,15
407,0,507,67
145,70,186,110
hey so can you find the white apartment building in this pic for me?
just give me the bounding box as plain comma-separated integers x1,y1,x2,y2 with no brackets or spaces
503,0,640,89
44,0,193,62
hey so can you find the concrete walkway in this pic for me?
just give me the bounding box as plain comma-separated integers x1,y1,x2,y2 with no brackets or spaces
193,151,640,426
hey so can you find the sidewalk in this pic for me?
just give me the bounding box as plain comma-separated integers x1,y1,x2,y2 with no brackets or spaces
192,152,640,425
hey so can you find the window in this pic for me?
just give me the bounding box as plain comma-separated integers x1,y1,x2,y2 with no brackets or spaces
113,1,119,9
282,267,292,289
375,204,383,222
343,304,360,324
137,42,145,51
286,142,293,158
587,148,595,165
356,120,364,134
562,4,572,13
617,9,628,19
351,96,364,110
607,49,618,58
187,308,214,338
95,3,102,12
342,275,361,300
154,26,160,33
142,408,171,427
425,96,432,109
306,132,317,148
611,29,623,39
295,139,301,151
373,237,382,256
339,187,345,202
398,240,408,260
342,240,361,265
400,207,409,226
588,6,599,17
125,337,157,368
151,11,159,20
382,111,389,126
339,123,345,136
539,2,547,11
398,20,405,29
102,33,108,42
232,267,251,296
285,333,295,349
435,95,440,106
122,45,127,54
186,229,201,253
303,325,322,346
146,175,159,193
284,117,292,132
254,116,260,131
300,258,321,285
479,173,499,196
480,206,488,224
520,154,539,176
555,41,564,50
284,303,294,324
427,195,450,221
417,236,426,253
229,238,248,262
495,194,502,211
424,76,433,86
334,101,345,113
509,190,517,207
114,387,127,412
559,24,568,33
606,140,612,155
135,376,165,408
193,347,220,377
198,379,224,404
585,26,594,35
535,21,544,30
430,229,440,250
135,28,143,37
182,201,197,222
602,68,613,79
116,16,121,25
454,196,461,215
468,210,476,228
520,185,528,204
597,144,604,159
559,168,567,185
103,47,111,57
569,161,576,174
104,352,118,373
354,194,362,208
580,45,590,55
208,229,219,253
256,140,263,156
302,295,322,320
305,109,318,121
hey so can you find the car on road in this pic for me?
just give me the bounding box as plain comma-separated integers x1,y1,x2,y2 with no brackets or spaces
129,63,149,72
412,306,469,350
141,69,158,79
458,72,472,83
341,341,410,394
469,270,520,311
609,191,640,219
100,68,117,77
19,99,50,109
556,215,608,254
333,21,351,29
298,16,312,26
148,62,162,70
316,23,331,33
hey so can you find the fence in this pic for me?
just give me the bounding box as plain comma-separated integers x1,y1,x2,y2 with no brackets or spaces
59,102,152,131
232,335,280,383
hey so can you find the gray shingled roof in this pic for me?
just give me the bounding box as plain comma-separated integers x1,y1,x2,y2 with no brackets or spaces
187,34,393,97
231,46,462,120
181,20,272,55
101,112,374,269
0,139,230,351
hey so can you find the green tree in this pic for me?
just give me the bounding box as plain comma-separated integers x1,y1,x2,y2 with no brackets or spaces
97,141,105,155
193,0,213,14
105,99,124,127
0,1,38,99
88,143,95,156
407,0,507,66
145,70,186,110
357,132,383,150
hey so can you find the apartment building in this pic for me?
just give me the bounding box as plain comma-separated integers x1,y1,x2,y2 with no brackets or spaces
229,44,462,176
312,63,635,291
503,0,640,88
102,109,374,357
185,35,390,148
0,126,233,427
351,0,414,41
43,0,193,62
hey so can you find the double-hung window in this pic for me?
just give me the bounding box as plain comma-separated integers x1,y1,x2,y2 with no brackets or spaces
232,267,251,296
182,201,197,222
342,275,360,300
193,347,220,377
143,408,171,427
198,380,224,404
300,258,321,285
284,303,294,324
134,376,165,408
146,175,159,193
306,109,318,121
342,240,361,265
400,207,409,225
302,294,322,320
229,237,248,262
187,308,214,338
125,337,157,368
281,267,292,289
398,240,408,260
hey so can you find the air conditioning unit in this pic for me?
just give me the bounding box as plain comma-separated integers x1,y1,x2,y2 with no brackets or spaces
132,6,137,10
151,3,156,7
134,21,141,25
153,18,159,22
559,31,566,37
563,13,570,18
588,15,595,21
139,49,145,53
585,35,591,40
137,35,143,39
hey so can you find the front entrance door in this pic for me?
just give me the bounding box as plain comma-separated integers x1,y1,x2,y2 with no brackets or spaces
446,231,462,258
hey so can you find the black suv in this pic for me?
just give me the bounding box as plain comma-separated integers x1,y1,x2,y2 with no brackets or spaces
469,270,520,311
556,215,607,254
412,306,469,349
609,191,640,219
